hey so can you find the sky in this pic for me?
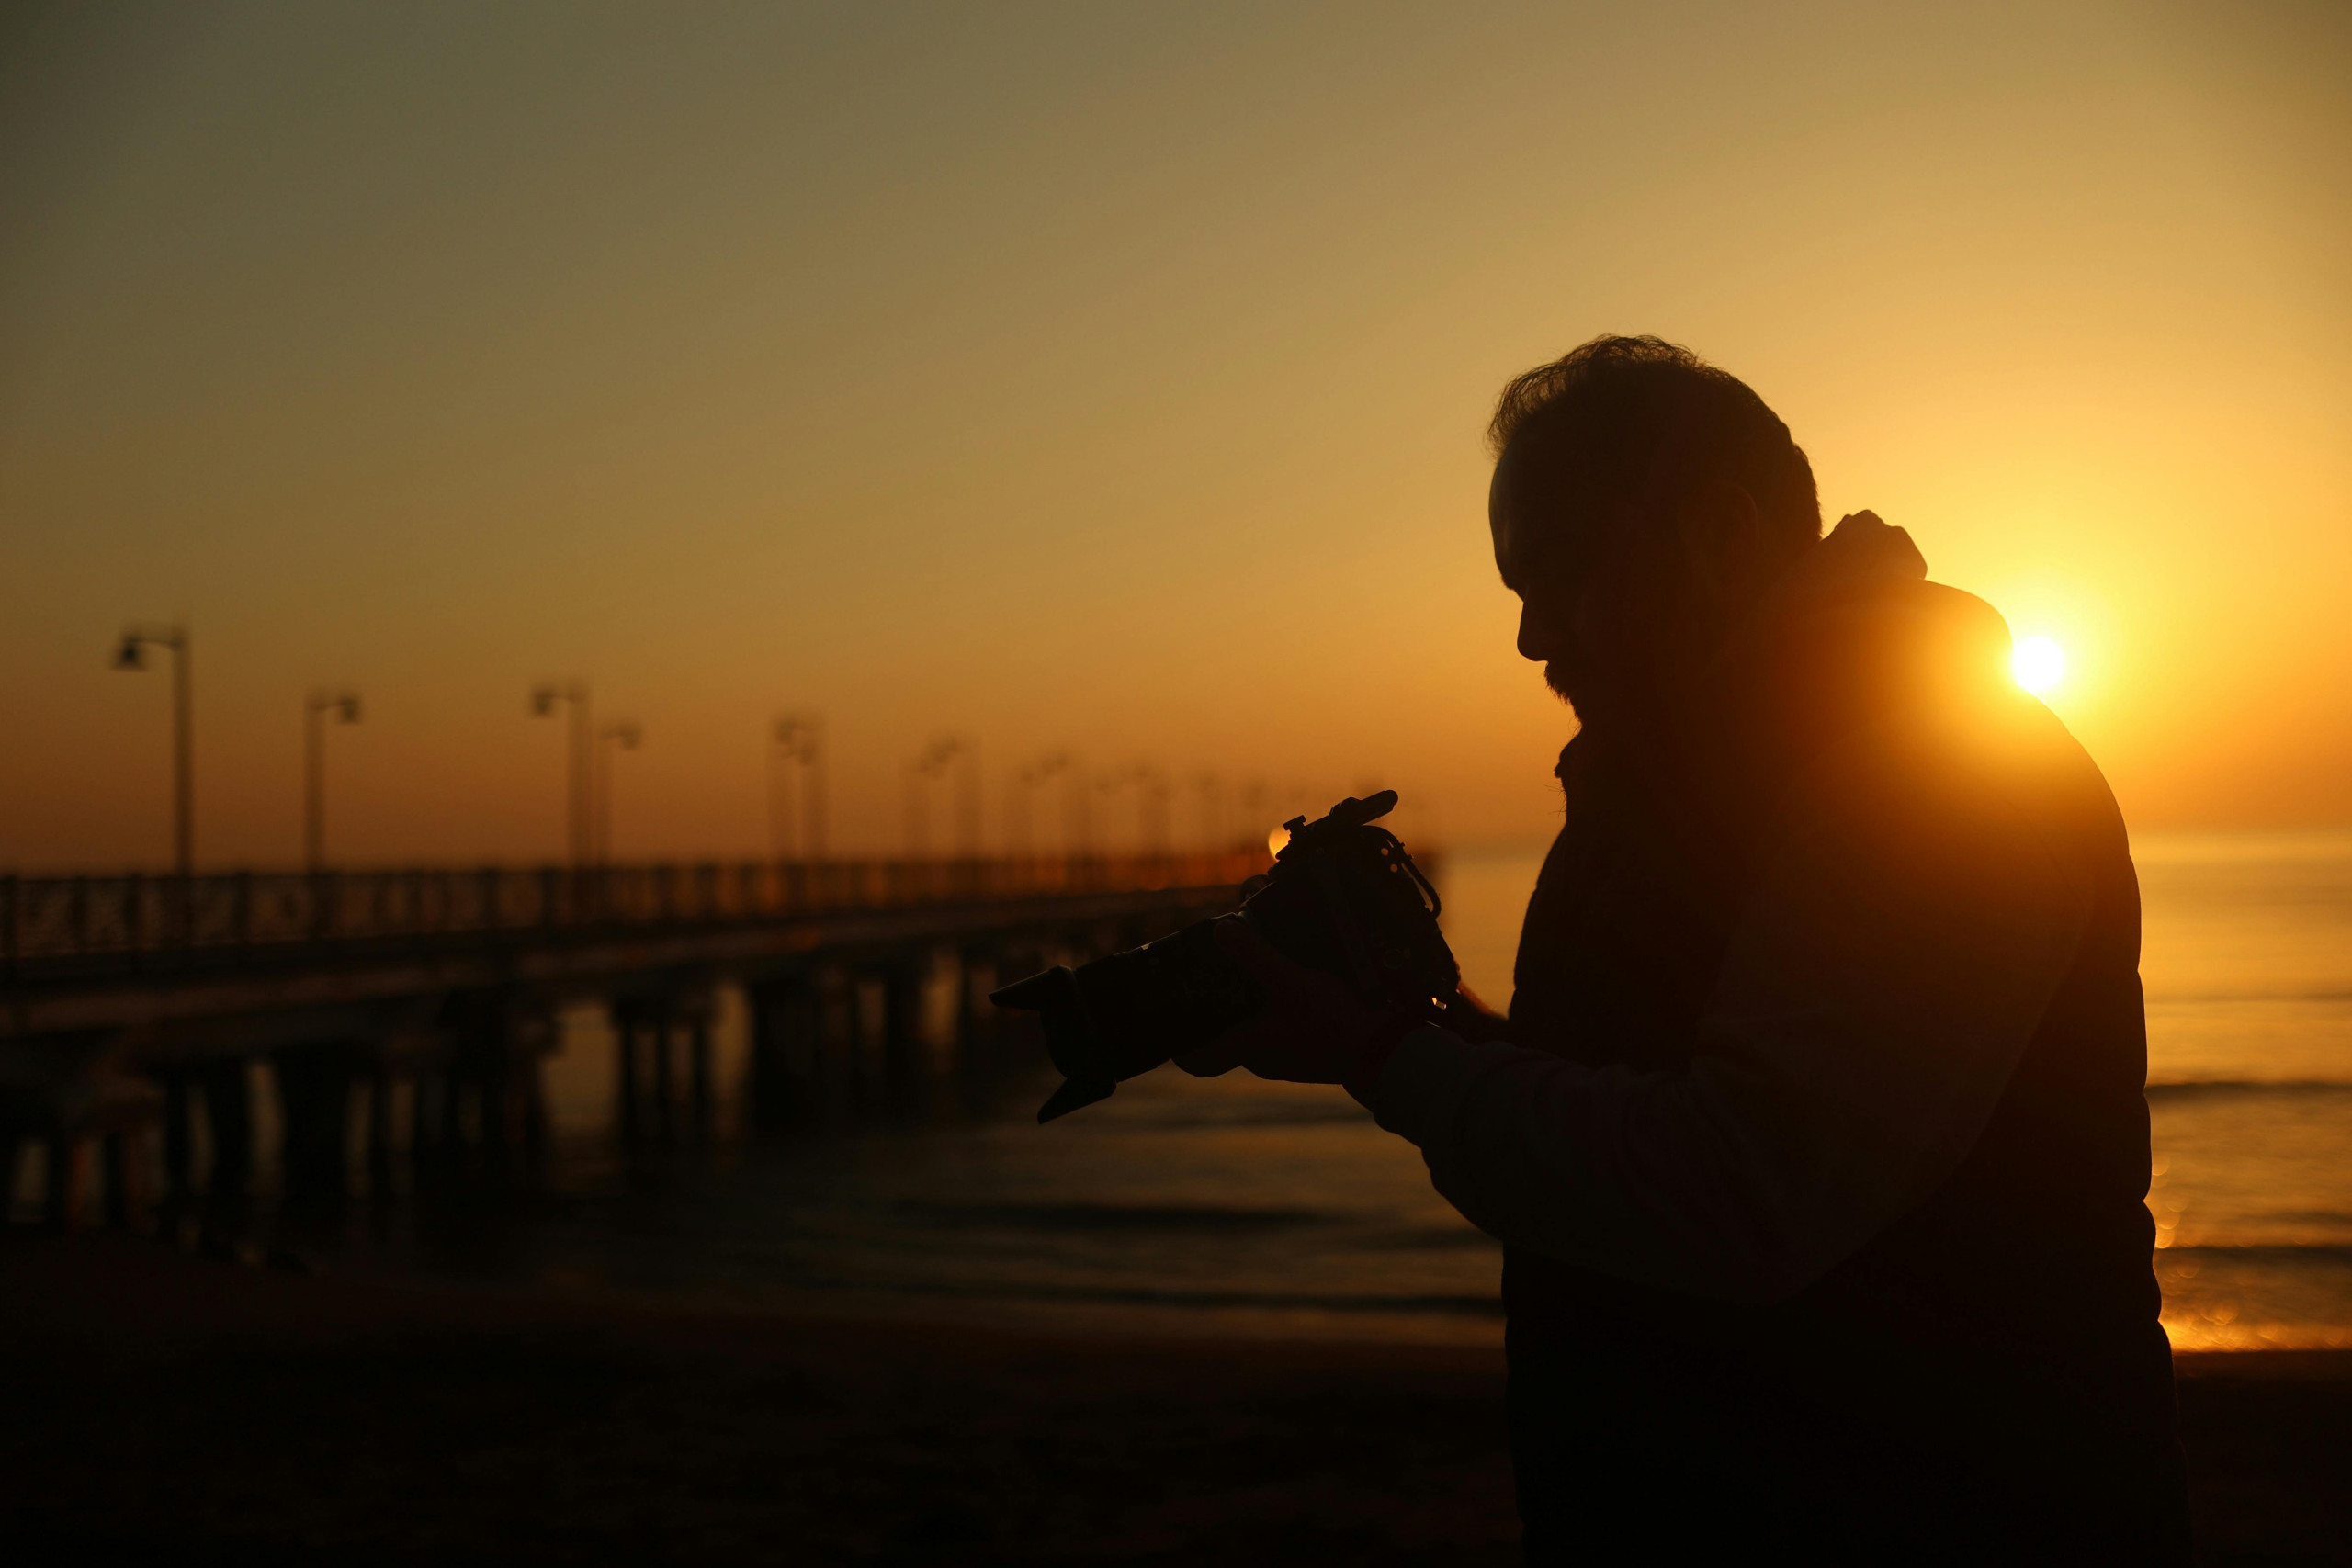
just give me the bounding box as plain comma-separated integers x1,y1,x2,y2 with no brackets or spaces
2,0,2346,869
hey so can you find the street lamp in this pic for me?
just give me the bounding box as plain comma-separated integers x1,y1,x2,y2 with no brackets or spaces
594,720,641,866
1136,763,1170,856
530,681,592,867
1192,773,1227,852
304,689,363,872
904,735,976,857
1238,777,1271,852
113,621,193,876
1012,752,1073,855
769,713,827,861
953,737,981,857
904,739,954,857
1090,767,1124,856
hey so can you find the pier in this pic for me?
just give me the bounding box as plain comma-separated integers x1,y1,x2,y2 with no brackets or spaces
0,851,1269,1234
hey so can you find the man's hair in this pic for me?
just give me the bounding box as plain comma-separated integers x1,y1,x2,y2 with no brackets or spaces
1488,335,1821,547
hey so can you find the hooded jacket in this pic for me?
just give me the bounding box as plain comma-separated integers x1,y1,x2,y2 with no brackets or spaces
1357,516,2189,1559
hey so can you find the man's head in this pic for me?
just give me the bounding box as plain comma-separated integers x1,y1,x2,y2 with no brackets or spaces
1488,336,1821,723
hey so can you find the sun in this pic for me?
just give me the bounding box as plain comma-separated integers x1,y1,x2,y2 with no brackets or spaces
2012,636,2065,695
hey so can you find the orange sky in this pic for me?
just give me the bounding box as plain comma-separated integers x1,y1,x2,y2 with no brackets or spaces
3,2,2346,869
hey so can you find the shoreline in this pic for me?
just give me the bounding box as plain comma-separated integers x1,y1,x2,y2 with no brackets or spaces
6,1235,2346,1563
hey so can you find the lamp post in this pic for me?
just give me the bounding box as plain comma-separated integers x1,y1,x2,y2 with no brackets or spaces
304,689,363,872
953,738,981,858
1089,768,1123,856
769,714,827,860
1059,753,1092,854
530,681,592,867
1193,773,1227,852
1239,777,1271,852
1009,758,1044,855
594,720,641,866
113,622,193,876
904,736,976,857
1012,751,1072,855
1136,763,1170,856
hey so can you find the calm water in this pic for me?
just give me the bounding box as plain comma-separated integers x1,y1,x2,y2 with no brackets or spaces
460,832,2352,1349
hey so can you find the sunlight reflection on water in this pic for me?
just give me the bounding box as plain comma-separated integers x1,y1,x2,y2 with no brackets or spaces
508,833,2352,1348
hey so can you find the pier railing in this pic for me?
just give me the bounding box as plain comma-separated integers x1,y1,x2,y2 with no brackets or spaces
0,850,1274,980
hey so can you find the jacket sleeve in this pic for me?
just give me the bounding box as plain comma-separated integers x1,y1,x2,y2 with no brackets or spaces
1352,728,2098,1303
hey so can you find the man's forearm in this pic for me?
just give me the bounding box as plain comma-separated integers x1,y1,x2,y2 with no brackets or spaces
1351,1027,1813,1302
1437,991,1514,1044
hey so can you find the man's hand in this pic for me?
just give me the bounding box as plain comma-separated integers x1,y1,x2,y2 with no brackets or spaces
1441,981,1512,1043
1172,921,1410,1089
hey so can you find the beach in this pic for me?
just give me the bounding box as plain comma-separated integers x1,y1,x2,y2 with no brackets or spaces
6,1236,2346,1565
7,830,2346,1562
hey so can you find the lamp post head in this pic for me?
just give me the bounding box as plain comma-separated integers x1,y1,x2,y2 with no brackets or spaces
914,735,966,774
530,684,558,716
774,713,824,762
311,688,363,721
113,636,146,671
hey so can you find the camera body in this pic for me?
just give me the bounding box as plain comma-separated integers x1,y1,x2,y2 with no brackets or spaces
990,791,1460,1121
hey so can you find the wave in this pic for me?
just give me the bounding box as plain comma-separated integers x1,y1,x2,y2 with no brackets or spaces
2143,1079,2352,1100
891,1201,1327,1233
768,1272,1509,1316
888,1203,1509,1252
1073,1103,1375,1130
2157,1243,2352,1265
1355,1226,1507,1252
2143,989,2352,1006
832,1247,2348,1320
763,1249,2352,1317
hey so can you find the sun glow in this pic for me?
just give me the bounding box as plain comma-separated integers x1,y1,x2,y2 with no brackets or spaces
2012,636,2066,695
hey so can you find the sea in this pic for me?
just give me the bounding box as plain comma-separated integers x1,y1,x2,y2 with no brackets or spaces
471,829,2352,1352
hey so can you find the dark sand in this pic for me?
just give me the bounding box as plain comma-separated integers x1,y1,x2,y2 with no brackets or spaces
4,1237,2346,1564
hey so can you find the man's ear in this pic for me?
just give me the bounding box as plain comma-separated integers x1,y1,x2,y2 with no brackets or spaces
1674,480,1766,596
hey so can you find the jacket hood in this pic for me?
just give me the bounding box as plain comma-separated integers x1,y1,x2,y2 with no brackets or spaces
1755,512,1928,625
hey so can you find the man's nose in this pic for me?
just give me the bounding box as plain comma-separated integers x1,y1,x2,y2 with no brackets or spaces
1517,602,1555,663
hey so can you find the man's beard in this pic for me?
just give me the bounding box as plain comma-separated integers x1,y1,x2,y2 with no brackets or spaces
1546,657,1623,732
1543,660,1584,707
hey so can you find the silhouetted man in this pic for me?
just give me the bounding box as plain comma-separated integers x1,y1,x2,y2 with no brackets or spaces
1182,337,2191,1562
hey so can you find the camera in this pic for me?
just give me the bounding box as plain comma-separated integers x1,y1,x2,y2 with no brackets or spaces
990,790,1461,1122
